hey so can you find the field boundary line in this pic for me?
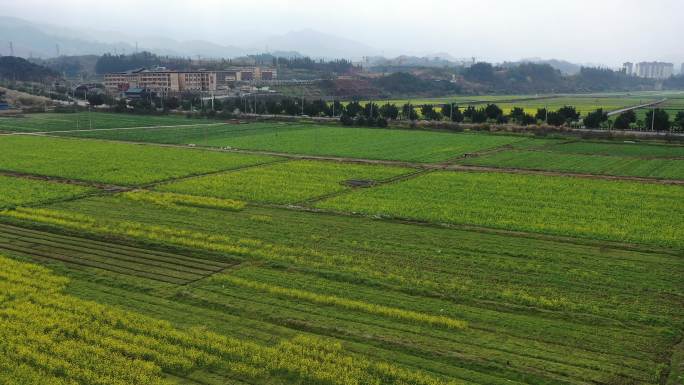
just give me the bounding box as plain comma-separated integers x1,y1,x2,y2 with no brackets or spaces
518,147,684,160
444,164,684,185
143,157,292,189
0,169,130,191
296,168,435,206
11,122,226,135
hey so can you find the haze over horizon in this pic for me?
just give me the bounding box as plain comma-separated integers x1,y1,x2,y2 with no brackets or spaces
1,0,682,66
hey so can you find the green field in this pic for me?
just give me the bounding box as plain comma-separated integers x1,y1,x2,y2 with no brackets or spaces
461,140,684,179
0,116,683,385
0,135,278,185
60,122,527,162
0,194,681,385
158,159,413,204
546,141,684,157
316,171,684,247
0,175,92,208
0,112,213,132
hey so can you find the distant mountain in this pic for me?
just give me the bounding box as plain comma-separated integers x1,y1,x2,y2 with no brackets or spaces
516,58,583,75
0,56,60,81
0,16,134,58
252,29,377,60
0,17,374,61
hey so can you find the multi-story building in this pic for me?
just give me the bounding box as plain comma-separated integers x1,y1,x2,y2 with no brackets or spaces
105,66,277,94
681,63,684,76
104,68,216,94
622,62,634,76
634,62,674,79
215,67,278,88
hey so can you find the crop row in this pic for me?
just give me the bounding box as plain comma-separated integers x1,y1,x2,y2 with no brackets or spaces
0,223,226,284
214,274,468,330
121,190,246,211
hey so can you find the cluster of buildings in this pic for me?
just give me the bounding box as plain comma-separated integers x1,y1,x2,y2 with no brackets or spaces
622,61,674,79
104,66,277,94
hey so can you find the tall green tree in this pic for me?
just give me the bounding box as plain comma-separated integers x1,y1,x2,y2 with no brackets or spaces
583,108,608,129
420,104,442,121
484,104,503,120
644,109,671,131
613,110,636,130
379,103,399,120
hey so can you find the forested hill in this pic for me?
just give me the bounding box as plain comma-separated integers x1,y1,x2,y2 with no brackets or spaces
0,56,60,82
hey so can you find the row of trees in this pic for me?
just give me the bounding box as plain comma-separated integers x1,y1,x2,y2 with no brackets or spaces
94,92,683,131
612,109,684,131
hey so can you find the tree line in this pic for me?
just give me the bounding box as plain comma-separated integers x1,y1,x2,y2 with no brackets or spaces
88,93,683,131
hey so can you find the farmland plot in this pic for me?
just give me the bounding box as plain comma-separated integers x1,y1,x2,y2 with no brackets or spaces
461,140,684,179
60,122,528,162
0,175,92,208
0,112,212,132
1,196,681,385
157,159,414,204
461,150,684,179
541,141,684,157
0,135,278,185
316,171,684,247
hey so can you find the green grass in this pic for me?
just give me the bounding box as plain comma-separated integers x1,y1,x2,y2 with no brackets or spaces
546,141,684,157
316,171,684,248
157,159,413,204
1,195,681,384
59,122,528,162
0,175,92,208
0,112,212,132
460,140,684,179
462,150,684,179
0,135,278,185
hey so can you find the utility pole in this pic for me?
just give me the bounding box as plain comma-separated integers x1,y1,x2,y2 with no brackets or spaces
9,42,14,56
545,105,548,123
651,105,656,131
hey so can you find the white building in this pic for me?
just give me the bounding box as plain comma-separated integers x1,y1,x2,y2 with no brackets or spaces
634,62,673,79
622,62,634,75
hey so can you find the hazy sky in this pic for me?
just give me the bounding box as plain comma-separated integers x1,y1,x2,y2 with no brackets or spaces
1,0,682,65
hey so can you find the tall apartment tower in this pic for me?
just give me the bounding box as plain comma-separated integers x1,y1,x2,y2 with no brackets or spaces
622,62,634,75
634,62,674,79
